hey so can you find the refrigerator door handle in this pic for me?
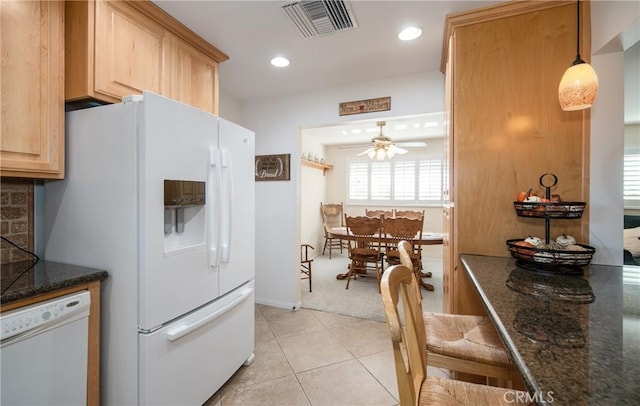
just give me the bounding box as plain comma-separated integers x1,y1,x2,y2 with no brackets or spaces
221,149,233,262
165,285,254,342
208,147,223,267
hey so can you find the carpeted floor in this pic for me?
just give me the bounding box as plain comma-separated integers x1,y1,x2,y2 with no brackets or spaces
301,251,444,322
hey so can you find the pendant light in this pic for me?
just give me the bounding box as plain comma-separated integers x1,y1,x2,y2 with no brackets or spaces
558,0,598,111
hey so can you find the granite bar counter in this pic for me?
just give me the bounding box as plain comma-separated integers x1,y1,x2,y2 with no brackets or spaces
460,254,640,406
1,259,108,305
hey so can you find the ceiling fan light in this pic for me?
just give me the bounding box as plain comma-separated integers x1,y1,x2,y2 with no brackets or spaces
558,62,599,111
367,149,376,159
387,149,396,159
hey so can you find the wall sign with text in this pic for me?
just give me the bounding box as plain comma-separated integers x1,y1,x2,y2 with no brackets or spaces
339,96,391,116
255,154,291,181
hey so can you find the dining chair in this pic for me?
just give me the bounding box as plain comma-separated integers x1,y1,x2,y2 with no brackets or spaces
394,209,424,220
364,208,394,218
394,209,433,282
300,244,314,292
320,202,347,259
380,261,527,405
395,240,514,386
343,215,384,292
383,216,423,270
382,216,433,290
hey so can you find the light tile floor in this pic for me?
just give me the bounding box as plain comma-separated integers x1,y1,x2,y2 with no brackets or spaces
204,304,450,406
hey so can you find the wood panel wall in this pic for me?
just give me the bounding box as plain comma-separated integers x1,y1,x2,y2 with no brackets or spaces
444,1,591,315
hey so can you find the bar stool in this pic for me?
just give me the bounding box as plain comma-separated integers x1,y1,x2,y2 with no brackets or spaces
396,240,513,386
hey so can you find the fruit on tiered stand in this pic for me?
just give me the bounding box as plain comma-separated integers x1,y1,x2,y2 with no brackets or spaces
507,173,595,272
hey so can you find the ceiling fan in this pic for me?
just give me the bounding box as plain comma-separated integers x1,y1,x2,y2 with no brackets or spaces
356,121,425,160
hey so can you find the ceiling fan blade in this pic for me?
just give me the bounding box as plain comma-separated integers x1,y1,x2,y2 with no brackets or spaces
357,147,374,156
391,145,408,154
338,144,372,149
395,141,427,148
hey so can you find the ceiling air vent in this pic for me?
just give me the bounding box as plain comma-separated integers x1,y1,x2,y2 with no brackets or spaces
282,0,358,39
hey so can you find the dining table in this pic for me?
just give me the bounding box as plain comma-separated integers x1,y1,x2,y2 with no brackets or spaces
327,226,444,290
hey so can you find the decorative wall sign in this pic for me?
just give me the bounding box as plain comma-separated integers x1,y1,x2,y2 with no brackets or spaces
339,96,391,116
255,154,291,181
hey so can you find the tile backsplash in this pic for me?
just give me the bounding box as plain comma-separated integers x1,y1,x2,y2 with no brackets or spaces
1,178,34,264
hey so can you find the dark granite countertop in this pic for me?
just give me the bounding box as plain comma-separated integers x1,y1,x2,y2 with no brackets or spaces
460,254,640,406
1,259,108,305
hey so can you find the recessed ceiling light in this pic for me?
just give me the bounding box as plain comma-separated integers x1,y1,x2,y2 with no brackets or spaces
398,26,422,41
270,56,290,67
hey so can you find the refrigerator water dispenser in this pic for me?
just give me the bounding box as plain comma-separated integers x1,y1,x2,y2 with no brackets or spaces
164,180,206,254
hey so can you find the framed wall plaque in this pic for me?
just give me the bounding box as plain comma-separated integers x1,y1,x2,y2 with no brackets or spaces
255,154,291,181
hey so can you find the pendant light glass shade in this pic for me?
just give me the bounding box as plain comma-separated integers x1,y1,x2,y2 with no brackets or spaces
558,0,598,111
558,60,598,111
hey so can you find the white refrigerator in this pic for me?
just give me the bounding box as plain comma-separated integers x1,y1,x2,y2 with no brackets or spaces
44,92,255,405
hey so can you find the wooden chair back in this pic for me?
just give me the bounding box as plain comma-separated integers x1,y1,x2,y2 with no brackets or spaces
394,209,425,220
397,240,415,270
343,215,384,290
380,261,426,406
383,217,423,242
320,202,346,258
344,215,383,255
365,209,394,219
383,216,423,271
320,202,344,230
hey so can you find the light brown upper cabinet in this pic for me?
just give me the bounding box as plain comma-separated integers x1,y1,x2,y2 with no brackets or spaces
1,1,65,179
169,36,220,115
65,0,228,114
441,1,591,315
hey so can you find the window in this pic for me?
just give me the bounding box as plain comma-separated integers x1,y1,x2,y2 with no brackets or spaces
347,157,443,205
624,146,640,209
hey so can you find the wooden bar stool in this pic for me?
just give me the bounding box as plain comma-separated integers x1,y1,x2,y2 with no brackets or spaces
380,261,526,405
396,240,513,386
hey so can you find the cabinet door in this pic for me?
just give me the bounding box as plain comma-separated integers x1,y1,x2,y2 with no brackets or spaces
0,1,64,179
442,34,454,313
171,37,219,114
94,0,169,100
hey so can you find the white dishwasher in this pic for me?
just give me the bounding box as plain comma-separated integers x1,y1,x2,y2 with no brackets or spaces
1,291,91,406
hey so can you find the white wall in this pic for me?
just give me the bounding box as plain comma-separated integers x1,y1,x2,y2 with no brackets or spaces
242,72,444,309
218,90,243,124
589,1,640,265
219,2,639,306
590,51,625,265
626,42,640,123
300,136,328,251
